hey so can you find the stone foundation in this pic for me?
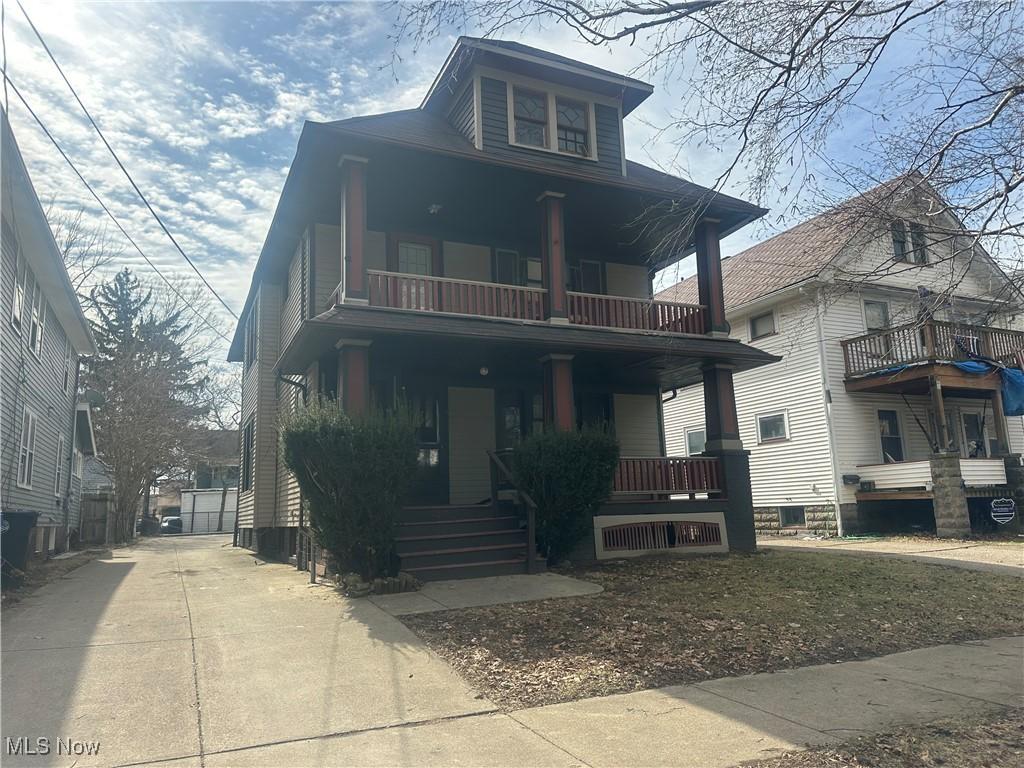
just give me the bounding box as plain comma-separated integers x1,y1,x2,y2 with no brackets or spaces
929,452,971,538
754,505,838,536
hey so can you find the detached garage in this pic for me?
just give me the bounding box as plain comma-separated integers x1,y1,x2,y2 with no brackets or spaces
179,489,237,534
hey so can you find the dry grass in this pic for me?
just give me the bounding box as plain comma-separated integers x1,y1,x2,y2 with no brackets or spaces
744,709,1024,767
402,550,1023,710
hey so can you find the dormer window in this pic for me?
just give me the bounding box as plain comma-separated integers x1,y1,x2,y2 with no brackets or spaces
509,84,595,160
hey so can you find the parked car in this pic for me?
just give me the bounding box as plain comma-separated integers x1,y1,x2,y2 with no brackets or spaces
160,517,183,535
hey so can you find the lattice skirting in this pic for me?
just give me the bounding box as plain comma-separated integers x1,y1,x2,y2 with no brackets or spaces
593,512,729,559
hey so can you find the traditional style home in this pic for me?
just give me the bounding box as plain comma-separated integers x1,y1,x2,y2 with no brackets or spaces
228,38,777,578
1,109,97,562
661,177,1024,538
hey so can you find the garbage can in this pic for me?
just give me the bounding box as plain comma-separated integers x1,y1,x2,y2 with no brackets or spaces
1,511,40,575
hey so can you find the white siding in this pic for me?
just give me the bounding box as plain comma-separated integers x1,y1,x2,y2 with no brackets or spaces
613,393,660,455
448,386,495,505
605,263,649,298
665,296,836,508
444,242,491,281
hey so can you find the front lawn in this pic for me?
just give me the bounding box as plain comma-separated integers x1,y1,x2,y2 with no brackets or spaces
401,550,1023,710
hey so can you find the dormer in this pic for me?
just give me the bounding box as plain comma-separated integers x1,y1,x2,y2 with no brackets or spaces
422,37,653,178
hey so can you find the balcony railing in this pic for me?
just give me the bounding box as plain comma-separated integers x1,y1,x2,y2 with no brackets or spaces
567,291,706,334
613,456,723,497
842,320,1024,377
366,270,546,321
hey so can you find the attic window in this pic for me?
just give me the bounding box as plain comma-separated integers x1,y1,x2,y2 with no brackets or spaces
509,84,596,160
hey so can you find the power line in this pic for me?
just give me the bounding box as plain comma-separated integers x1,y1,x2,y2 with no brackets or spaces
16,0,239,320
1,72,234,345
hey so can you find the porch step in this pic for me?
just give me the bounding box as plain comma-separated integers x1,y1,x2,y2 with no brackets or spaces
399,504,497,524
396,528,526,553
403,556,547,582
400,542,528,570
398,515,520,537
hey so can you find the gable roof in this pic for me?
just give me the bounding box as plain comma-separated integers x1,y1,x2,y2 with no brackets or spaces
658,175,1020,311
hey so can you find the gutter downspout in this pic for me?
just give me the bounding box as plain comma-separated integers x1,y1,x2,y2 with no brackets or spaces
814,287,845,537
64,359,82,552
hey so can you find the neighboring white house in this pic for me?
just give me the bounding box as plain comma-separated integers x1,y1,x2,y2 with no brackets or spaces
660,177,1024,537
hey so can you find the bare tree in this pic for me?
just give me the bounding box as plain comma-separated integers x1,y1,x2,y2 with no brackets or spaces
48,205,124,302
394,1,1023,285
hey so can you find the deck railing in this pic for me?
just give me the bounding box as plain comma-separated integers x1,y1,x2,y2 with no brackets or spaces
567,291,705,334
367,270,546,321
613,456,723,497
842,320,1024,377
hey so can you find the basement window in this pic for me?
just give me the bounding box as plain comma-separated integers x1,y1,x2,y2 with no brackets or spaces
780,506,806,527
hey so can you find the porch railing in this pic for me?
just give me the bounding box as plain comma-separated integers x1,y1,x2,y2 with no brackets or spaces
567,291,706,334
367,270,546,321
841,320,1024,377
613,456,723,497
487,449,538,573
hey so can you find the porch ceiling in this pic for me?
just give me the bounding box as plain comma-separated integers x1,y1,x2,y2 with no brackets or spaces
277,304,779,389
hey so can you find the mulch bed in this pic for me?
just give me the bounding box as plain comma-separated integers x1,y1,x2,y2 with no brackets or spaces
401,550,1023,710
743,709,1024,767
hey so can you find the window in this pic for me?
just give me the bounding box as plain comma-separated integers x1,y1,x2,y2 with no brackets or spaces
512,87,547,148
495,249,520,285
11,250,24,329
524,256,542,288
756,412,788,443
55,435,65,498
685,427,706,456
909,222,928,264
878,409,904,462
556,97,589,156
397,241,432,275
749,311,776,340
891,220,908,262
863,300,890,331
62,339,73,393
244,303,258,370
780,506,806,527
17,407,37,488
241,418,255,492
27,278,45,357
73,448,83,478
510,84,595,159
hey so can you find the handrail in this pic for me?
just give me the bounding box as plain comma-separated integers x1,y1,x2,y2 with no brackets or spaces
614,456,723,497
566,290,706,334
487,449,538,573
368,270,546,321
566,289,703,309
367,269,546,292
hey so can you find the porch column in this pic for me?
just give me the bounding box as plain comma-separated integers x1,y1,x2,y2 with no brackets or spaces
541,353,575,431
337,339,372,416
538,191,568,322
701,362,755,552
340,156,369,304
695,218,730,336
929,376,950,451
992,388,1011,455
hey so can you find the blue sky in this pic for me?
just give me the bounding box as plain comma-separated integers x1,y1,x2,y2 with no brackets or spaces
5,0,859,356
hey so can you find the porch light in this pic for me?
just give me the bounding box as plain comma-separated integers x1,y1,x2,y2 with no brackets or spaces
479,366,489,376
427,203,443,215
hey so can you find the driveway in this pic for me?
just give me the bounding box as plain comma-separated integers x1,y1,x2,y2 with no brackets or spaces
0,536,576,767
760,535,1023,574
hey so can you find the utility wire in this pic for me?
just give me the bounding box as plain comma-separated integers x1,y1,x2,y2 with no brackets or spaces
16,0,239,319
2,72,233,345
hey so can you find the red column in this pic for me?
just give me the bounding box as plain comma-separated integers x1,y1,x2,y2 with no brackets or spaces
695,218,729,335
702,362,742,451
541,354,575,431
538,191,567,321
341,157,368,303
337,341,371,416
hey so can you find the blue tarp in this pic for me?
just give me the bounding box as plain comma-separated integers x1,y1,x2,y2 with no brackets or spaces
950,360,1024,417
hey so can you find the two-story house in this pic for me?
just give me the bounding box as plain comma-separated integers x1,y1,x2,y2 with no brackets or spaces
1,109,97,563
661,176,1024,539
228,38,777,579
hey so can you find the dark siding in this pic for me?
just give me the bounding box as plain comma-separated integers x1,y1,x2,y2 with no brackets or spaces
480,77,623,177
449,84,475,145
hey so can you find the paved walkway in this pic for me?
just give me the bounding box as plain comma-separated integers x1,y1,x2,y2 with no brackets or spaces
2,536,1021,767
761,535,1024,575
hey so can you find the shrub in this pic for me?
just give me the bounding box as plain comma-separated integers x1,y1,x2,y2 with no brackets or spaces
280,398,418,579
511,429,620,563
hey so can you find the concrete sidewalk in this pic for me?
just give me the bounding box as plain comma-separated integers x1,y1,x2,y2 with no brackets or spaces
761,535,1024,575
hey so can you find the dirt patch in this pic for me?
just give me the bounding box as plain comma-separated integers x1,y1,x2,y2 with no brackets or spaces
2,549,112,609
744,709,1024,767
402,550,1023,710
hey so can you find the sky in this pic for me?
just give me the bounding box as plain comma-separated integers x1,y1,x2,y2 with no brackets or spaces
2,0,862,358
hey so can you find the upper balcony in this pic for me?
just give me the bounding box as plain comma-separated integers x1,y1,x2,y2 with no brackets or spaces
330,269,706,334
841,319,1024,392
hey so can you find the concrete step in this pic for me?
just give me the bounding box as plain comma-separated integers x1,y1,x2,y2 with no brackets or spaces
399,542,529,570
402,557,537,581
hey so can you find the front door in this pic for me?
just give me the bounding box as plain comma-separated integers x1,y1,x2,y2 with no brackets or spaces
960,410,993,458
448,387,496,505
407,387,448,504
